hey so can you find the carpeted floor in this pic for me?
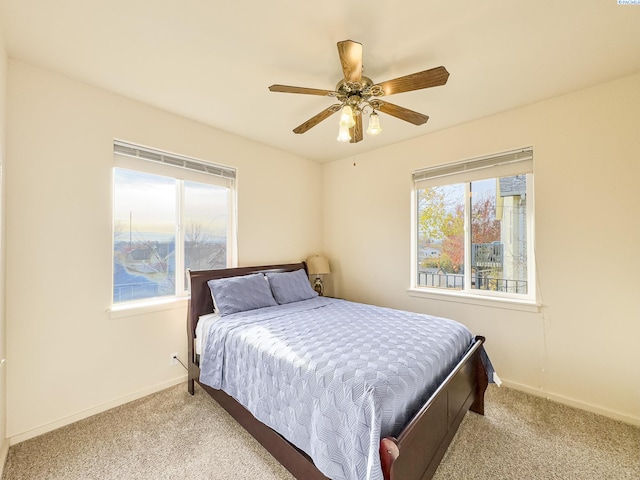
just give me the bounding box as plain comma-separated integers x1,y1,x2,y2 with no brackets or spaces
3,383,639,479
431,387,640,480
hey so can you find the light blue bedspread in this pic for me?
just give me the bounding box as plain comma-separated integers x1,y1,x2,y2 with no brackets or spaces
199,297,474,480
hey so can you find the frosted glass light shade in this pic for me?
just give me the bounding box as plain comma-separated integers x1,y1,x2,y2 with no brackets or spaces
367,112,382,135
339,105,356,128
336,124,351,143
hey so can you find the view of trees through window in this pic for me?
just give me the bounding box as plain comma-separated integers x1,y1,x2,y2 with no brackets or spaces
417,175,528,294
113,168,229,303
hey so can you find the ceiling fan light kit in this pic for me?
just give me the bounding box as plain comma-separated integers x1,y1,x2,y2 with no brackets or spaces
269,40,449,144
366,111,382,135
339,105,356,128
337,123,352,143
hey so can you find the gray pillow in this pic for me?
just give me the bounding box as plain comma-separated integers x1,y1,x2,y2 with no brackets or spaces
207,273,278,316
266,269,319,305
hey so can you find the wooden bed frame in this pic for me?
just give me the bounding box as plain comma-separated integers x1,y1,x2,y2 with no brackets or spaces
187,262,488,480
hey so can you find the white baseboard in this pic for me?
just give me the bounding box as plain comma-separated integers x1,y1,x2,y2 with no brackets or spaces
8,375,637,447
500,379,640,427
0,437,9,478
9,375,188,445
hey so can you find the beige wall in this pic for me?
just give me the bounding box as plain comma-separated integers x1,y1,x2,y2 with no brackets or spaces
5,60,323,442
0,20,8,470
3,55,638,448
323,73,640,425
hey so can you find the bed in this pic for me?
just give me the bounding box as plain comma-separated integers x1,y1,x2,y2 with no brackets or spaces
187,262,489,480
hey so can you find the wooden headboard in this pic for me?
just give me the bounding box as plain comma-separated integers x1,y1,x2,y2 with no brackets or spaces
187,262,307,340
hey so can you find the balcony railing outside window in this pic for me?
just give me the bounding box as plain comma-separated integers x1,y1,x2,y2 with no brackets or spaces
471,242,503,269
417,271,527,294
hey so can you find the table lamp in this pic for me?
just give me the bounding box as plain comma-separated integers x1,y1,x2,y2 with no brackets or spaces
306,255,330,296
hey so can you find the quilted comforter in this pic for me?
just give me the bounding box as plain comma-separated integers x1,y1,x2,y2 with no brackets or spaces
199,297,474,480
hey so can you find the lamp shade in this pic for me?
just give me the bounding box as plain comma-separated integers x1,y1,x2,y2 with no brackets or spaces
366,111,382,135
339,105,356,128
336,123,351,143
306,255,330,275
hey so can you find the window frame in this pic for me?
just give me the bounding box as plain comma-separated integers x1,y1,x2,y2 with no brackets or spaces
410,148,538,309
111,141,237,314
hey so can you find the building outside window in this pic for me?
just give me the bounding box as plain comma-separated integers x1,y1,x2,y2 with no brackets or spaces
413,148,534,302
112,141,236,305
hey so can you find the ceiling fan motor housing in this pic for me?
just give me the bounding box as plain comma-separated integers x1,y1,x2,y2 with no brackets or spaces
336,76,381,113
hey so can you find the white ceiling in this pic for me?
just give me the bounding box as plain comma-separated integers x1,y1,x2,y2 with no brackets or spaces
1,0,639,162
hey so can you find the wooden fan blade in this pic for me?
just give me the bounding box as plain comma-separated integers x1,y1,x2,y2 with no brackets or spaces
376,101,429,125
337,40,362,82
377,66,449,96
269,85,335,96
293,105,341,134
350,112,363,143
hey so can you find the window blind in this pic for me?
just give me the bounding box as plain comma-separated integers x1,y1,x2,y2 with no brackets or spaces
113,140,236,188
413,147,533,189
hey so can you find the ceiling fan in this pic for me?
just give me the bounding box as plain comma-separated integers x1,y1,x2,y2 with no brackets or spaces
268,40,449,144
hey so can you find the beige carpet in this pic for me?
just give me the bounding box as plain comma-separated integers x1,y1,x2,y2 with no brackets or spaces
3,383,639,479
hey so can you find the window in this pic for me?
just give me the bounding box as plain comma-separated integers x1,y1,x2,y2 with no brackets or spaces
112,141,236,305
413,148,534,302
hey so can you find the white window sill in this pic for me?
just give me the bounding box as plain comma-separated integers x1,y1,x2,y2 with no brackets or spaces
407,287,540,313
109,297,189,319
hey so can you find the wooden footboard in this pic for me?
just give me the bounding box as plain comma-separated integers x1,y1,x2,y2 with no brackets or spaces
388,336,488,480
187,263,488,480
